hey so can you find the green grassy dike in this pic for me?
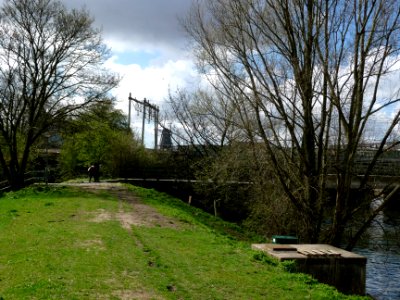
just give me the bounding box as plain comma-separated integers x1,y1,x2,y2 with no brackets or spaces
0,184,367,299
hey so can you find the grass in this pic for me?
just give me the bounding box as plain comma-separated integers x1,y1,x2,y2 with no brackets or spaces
0,184,368,299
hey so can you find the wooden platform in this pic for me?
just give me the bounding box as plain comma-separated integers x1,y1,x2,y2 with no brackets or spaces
252,244,366,295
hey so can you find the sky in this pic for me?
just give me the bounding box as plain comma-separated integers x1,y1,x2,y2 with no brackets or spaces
62,0,199,147
1,0,399,148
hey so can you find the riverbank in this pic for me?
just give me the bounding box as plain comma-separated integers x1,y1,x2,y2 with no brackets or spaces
0,183,367,299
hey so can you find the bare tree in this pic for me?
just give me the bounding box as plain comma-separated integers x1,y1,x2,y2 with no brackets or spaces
167,86,246,154
0,0,118,189
178,0,400,247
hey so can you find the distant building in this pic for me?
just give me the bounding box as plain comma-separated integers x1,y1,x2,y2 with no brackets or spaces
160,128,173,149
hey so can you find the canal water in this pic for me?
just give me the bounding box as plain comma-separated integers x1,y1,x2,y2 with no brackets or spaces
353,200,400,300
354,248,400,299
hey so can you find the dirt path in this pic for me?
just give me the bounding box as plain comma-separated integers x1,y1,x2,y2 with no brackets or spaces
58,182,176,300
58,182,179,231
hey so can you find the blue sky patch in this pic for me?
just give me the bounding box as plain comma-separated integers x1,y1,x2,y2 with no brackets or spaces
113,51,161,67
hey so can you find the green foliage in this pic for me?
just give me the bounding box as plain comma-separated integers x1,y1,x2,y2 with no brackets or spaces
0,0,118,190
60,100,149,179
252,252,279,266
189,142,302,237
280,260,298,273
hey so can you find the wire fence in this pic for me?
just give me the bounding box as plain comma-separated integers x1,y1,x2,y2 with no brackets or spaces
0,171,48,192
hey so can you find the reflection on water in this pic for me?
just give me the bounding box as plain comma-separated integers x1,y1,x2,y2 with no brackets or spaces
353,199,400,300
354,248,400,300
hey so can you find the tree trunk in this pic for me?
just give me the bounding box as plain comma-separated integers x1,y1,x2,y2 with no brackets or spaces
9,171,25,191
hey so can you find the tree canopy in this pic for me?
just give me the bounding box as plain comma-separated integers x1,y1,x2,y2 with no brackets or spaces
0,0,118,189
172,0,400,247
60,99,147,180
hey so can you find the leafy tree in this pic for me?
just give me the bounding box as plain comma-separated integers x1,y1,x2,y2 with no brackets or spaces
175,0,400,248
60,100,147,179
0,0,118,189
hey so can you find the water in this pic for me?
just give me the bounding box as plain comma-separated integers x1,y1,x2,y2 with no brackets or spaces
354,248,400,299
353,200,400,300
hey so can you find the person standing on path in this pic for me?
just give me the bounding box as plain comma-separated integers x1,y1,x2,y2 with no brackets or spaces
88,164,97,182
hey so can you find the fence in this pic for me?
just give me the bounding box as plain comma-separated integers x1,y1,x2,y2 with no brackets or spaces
0,171,48,192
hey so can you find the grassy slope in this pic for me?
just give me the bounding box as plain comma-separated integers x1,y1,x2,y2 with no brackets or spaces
0,184,367,299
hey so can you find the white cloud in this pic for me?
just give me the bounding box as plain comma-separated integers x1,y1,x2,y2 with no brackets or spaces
107,56,196,102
